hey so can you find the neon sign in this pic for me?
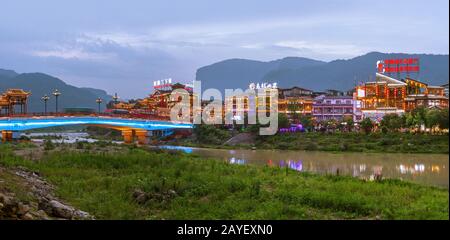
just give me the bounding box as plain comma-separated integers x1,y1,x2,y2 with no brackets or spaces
377,58,419,73
153,78,172,89
249,82,278,90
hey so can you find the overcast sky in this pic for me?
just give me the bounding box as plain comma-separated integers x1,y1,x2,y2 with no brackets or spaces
0,0,448,98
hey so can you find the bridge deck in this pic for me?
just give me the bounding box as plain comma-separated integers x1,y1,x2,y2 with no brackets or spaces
0,115,193,131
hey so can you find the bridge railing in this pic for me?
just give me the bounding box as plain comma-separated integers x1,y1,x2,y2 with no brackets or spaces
0,112,172,122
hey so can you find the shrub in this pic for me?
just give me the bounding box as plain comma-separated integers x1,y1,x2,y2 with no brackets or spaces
43,139,55,151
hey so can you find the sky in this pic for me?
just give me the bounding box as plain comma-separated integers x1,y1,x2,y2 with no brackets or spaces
0,0,448,98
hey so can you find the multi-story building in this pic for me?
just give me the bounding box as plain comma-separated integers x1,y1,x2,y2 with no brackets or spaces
278,87,314,117
312,95,360,122
355,73,449,122
442,83,449,97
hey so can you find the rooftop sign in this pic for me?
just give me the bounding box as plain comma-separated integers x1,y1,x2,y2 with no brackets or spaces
377,58,419,73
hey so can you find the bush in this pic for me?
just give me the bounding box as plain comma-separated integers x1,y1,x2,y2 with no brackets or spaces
43,139,55,151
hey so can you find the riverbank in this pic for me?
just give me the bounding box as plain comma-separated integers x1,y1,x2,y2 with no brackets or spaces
169,132,449,154
0,143,448,220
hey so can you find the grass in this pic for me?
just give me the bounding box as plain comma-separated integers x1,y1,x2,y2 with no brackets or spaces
0,143,448,220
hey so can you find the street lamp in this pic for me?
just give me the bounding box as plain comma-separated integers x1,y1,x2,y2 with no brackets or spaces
96,97,103,114
52,89,61,114
41,95,50,115
112,93,119,104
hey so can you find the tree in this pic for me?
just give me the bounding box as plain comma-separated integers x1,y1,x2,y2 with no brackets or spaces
360,117,374,134
299,114,313,131
278,113,290,129
380,113,403,132
438,108,449,129
343,116,354,132
425,109,441,129
411,107,427,132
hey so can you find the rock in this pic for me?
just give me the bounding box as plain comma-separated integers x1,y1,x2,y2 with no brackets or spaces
22,213,34,220
34,210,50,220
48,200,74,219
135,193,148,204
168,190,177,197
73,210,92,220
0,202,4,209
17,203,30,215
0,193,9,203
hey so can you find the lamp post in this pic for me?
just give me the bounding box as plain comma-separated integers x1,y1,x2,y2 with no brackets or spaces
112,93,119,104
96,97,103,114
41,95,50,115
52,89,61,114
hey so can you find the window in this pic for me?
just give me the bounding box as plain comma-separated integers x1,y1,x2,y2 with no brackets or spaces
336,100,341,104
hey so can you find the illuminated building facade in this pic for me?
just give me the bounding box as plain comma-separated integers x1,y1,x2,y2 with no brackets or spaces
355,73,449,122
312,95,359,122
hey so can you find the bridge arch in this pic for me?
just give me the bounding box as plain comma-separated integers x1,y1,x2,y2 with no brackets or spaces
0,116,192,144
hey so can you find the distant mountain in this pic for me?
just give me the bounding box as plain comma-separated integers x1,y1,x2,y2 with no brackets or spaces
0,69,18,79
196,52,449,93
196,57,325,92
0,70,112,113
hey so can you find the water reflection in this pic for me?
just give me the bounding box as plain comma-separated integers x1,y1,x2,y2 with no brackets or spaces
278,160,303,172
229,157,246,165
159,145,449,188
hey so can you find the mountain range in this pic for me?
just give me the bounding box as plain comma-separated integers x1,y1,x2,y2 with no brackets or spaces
0,70,112,113
196,52,449,93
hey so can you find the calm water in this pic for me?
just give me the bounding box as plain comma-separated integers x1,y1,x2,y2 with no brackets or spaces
160,145,449,188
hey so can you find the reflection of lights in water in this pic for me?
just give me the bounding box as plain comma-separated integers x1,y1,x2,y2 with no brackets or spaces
414,164,425,172
359,164,366,172
229,157,246,165
397,164,426,174
353,164,367,177
159,145,193,153
431,165,440,173
282,160,303,172
372,166,383,174
398,165,407,174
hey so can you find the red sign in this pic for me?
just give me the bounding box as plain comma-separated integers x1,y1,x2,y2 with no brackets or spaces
377,58,420,73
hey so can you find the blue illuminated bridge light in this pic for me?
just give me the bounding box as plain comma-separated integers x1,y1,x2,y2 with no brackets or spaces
0,116,193,131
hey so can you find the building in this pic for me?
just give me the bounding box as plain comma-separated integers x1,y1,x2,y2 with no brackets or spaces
312,95,359,122
355,73,449,122
441,83,449,97
278,87,314,116
109,82,199,120
0,89,31,115
280,86,313,97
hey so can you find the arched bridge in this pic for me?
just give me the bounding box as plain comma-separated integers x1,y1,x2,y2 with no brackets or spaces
0,116,193,144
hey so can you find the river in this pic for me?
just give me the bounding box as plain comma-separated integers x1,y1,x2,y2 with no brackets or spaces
23,132,449,188
160,145,449,188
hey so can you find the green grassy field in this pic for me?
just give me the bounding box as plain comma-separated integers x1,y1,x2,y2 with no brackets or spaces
0,144,448,220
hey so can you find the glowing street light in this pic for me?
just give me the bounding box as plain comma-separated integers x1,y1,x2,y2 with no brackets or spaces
96,97,103,114
52,89,61,114
41,95,50,115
